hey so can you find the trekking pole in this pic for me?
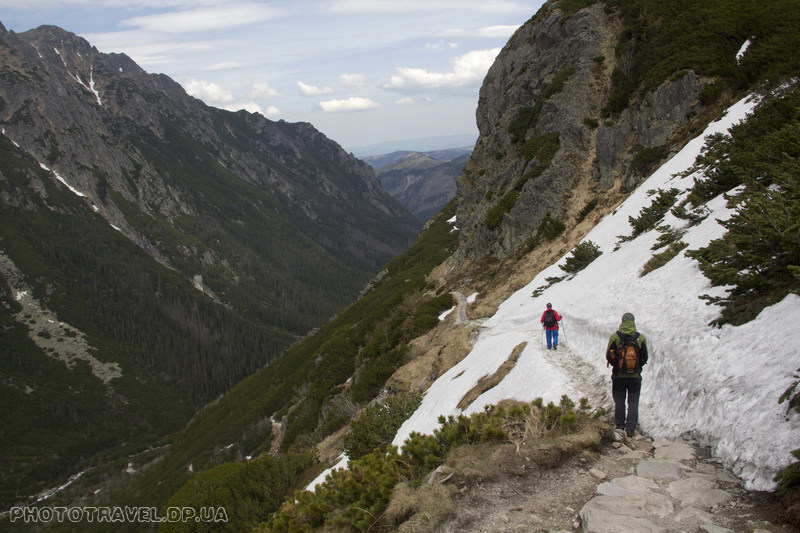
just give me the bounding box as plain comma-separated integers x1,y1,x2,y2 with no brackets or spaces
561,318,566,344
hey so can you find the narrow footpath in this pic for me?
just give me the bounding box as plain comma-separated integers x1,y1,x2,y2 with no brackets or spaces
439,429,795,533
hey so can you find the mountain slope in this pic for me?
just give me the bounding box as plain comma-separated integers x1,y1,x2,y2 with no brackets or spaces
374,152,468,221
0,22,418,509
458,0,799,260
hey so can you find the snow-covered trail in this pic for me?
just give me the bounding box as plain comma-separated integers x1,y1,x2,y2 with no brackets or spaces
392,326,578,443
540,342,612,412
392,320,611,445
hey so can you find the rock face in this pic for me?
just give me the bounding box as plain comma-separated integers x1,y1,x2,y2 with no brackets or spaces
456,3,708,260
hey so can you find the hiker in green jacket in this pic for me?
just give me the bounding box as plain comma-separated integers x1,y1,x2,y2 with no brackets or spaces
605,312,649,438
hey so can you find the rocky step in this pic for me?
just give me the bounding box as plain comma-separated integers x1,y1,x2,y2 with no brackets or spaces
580,431,785,533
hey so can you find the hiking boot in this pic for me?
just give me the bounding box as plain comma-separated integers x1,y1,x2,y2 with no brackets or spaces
554,345,558,350
626,430,635,438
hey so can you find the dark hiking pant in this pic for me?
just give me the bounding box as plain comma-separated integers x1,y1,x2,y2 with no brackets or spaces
612,376,641,434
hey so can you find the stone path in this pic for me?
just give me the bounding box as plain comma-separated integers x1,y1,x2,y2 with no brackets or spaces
580,430,782,533
438,427,793,533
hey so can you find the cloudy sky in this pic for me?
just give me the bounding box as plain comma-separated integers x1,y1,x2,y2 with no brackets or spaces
1,0,545,150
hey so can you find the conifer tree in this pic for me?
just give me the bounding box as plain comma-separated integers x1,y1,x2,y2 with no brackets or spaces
688,86,800,325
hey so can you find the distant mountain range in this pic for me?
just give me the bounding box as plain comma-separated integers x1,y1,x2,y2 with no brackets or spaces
365,149,472,221
347,133,476,157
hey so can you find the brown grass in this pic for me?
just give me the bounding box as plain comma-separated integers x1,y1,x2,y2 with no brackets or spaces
445,418,609,483
385,482,456,533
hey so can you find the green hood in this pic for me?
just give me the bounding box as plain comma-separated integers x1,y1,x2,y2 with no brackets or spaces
619,319,637,336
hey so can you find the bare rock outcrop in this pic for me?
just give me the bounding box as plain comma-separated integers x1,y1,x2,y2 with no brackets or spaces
456,3,709,260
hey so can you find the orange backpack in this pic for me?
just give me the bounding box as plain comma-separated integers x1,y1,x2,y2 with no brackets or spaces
615,332,641,375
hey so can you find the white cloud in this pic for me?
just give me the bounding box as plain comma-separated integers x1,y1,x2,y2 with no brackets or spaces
263,105,281,118
318,97,379,112
425,40,458,50
330,0,528,14
382,48,500,93
249,81,280,98
120,3,284,34
438,24,520,38
184,78,235,104
297,81,333,97
221,102,279,118
339,73,366,88
199,61,247,71
395,96,432,105
224,101,262,114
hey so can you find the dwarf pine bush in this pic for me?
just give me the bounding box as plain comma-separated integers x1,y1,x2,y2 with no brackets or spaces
561,240,602,275
259,396,594,532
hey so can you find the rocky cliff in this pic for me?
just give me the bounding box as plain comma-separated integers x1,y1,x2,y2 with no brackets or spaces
457,2,712,259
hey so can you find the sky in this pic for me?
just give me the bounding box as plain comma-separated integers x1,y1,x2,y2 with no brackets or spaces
0,0,544,151
311,92,800,493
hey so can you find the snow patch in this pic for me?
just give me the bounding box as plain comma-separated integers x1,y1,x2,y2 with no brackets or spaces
39,163,86,197
737,39,752,64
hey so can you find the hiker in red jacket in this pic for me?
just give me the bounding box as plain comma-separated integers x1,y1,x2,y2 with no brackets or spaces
540,303,562,350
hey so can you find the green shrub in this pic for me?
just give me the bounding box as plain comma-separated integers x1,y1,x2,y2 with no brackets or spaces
508,106,539,144
521,132,561,169
780,370,800,415
555,0,596,18
162,451,316,532
774,449,800,498
631,145,668,176
670,201,709,225
261,396,593,532
651,225,686,250
485,190,519,229
686,86,800,325
344,392,421,461
698,83,722,105
602,0,800,116
561,240,602,275
508,69,574,143
618,188,681,243
538,213,566,241
576,198,598,223
411,292,455,338
640,241,688,276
